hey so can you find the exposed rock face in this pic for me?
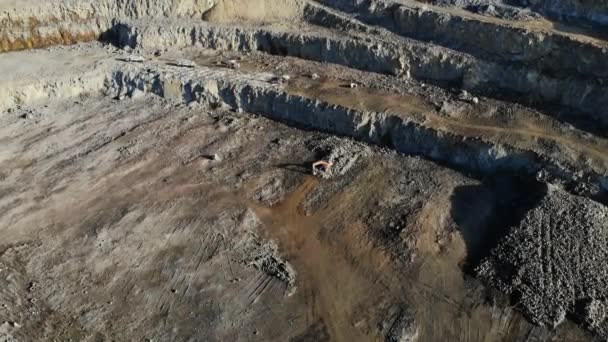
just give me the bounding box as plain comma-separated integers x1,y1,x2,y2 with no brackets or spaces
2,0,608,340
512,0,608,26
108,60,608,194
111,18,608,129
0,0,218,20
427,0,541,21
1,43,606,199
3,0,608,131
477,187,608,337
0,0,218,52
450,0,608,28
318,0,608,80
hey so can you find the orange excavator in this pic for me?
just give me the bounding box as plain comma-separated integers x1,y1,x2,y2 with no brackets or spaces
312,160,333,176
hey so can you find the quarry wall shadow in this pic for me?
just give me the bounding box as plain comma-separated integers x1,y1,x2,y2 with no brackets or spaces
450,174,548,274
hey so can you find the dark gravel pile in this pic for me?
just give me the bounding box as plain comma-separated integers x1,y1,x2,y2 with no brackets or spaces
478,187,608,337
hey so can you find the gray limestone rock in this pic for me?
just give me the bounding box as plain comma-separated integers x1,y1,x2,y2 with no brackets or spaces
478,187,608,337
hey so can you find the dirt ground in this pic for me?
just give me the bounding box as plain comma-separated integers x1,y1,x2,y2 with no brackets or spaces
0,93,592,341
2,0,608,340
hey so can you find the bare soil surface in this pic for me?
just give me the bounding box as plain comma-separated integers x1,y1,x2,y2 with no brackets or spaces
0,95,592,341
193,50,608,175
2,0,608,340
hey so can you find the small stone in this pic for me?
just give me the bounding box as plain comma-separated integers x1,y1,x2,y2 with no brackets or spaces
27,281,37,292
458,90,479,104
125,55,145,63
211,154,221,161
311,73,320,80
349,83,358,88
280,74,291,82
226,59,241,69
174,59,197,68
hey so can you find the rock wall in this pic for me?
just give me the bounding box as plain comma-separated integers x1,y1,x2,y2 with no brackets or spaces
113,20,608,129
0,0,217,52
3,0,607,131
107,62,608,194
512,0,608,26
0,48,115,109
317,0,608,80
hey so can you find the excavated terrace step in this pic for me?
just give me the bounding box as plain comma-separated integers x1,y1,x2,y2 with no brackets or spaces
509,0,608,26
0,47,116,109
3,0,607,133
4,0,607,82
110,60,608,195
316,0,608,80
112,19,608,130
2,46,606,197
0,0,218,52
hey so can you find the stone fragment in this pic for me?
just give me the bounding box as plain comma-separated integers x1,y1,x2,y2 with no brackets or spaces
125,55,145,63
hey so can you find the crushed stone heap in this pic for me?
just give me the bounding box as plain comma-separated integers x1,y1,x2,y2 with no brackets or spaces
478,187,608,337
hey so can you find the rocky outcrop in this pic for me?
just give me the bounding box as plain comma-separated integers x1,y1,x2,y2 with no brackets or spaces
3,1,608,340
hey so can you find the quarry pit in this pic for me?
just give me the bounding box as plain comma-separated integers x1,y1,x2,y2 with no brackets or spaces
1,0,608,341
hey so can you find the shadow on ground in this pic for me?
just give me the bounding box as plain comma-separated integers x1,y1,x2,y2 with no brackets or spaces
450,174,548,274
